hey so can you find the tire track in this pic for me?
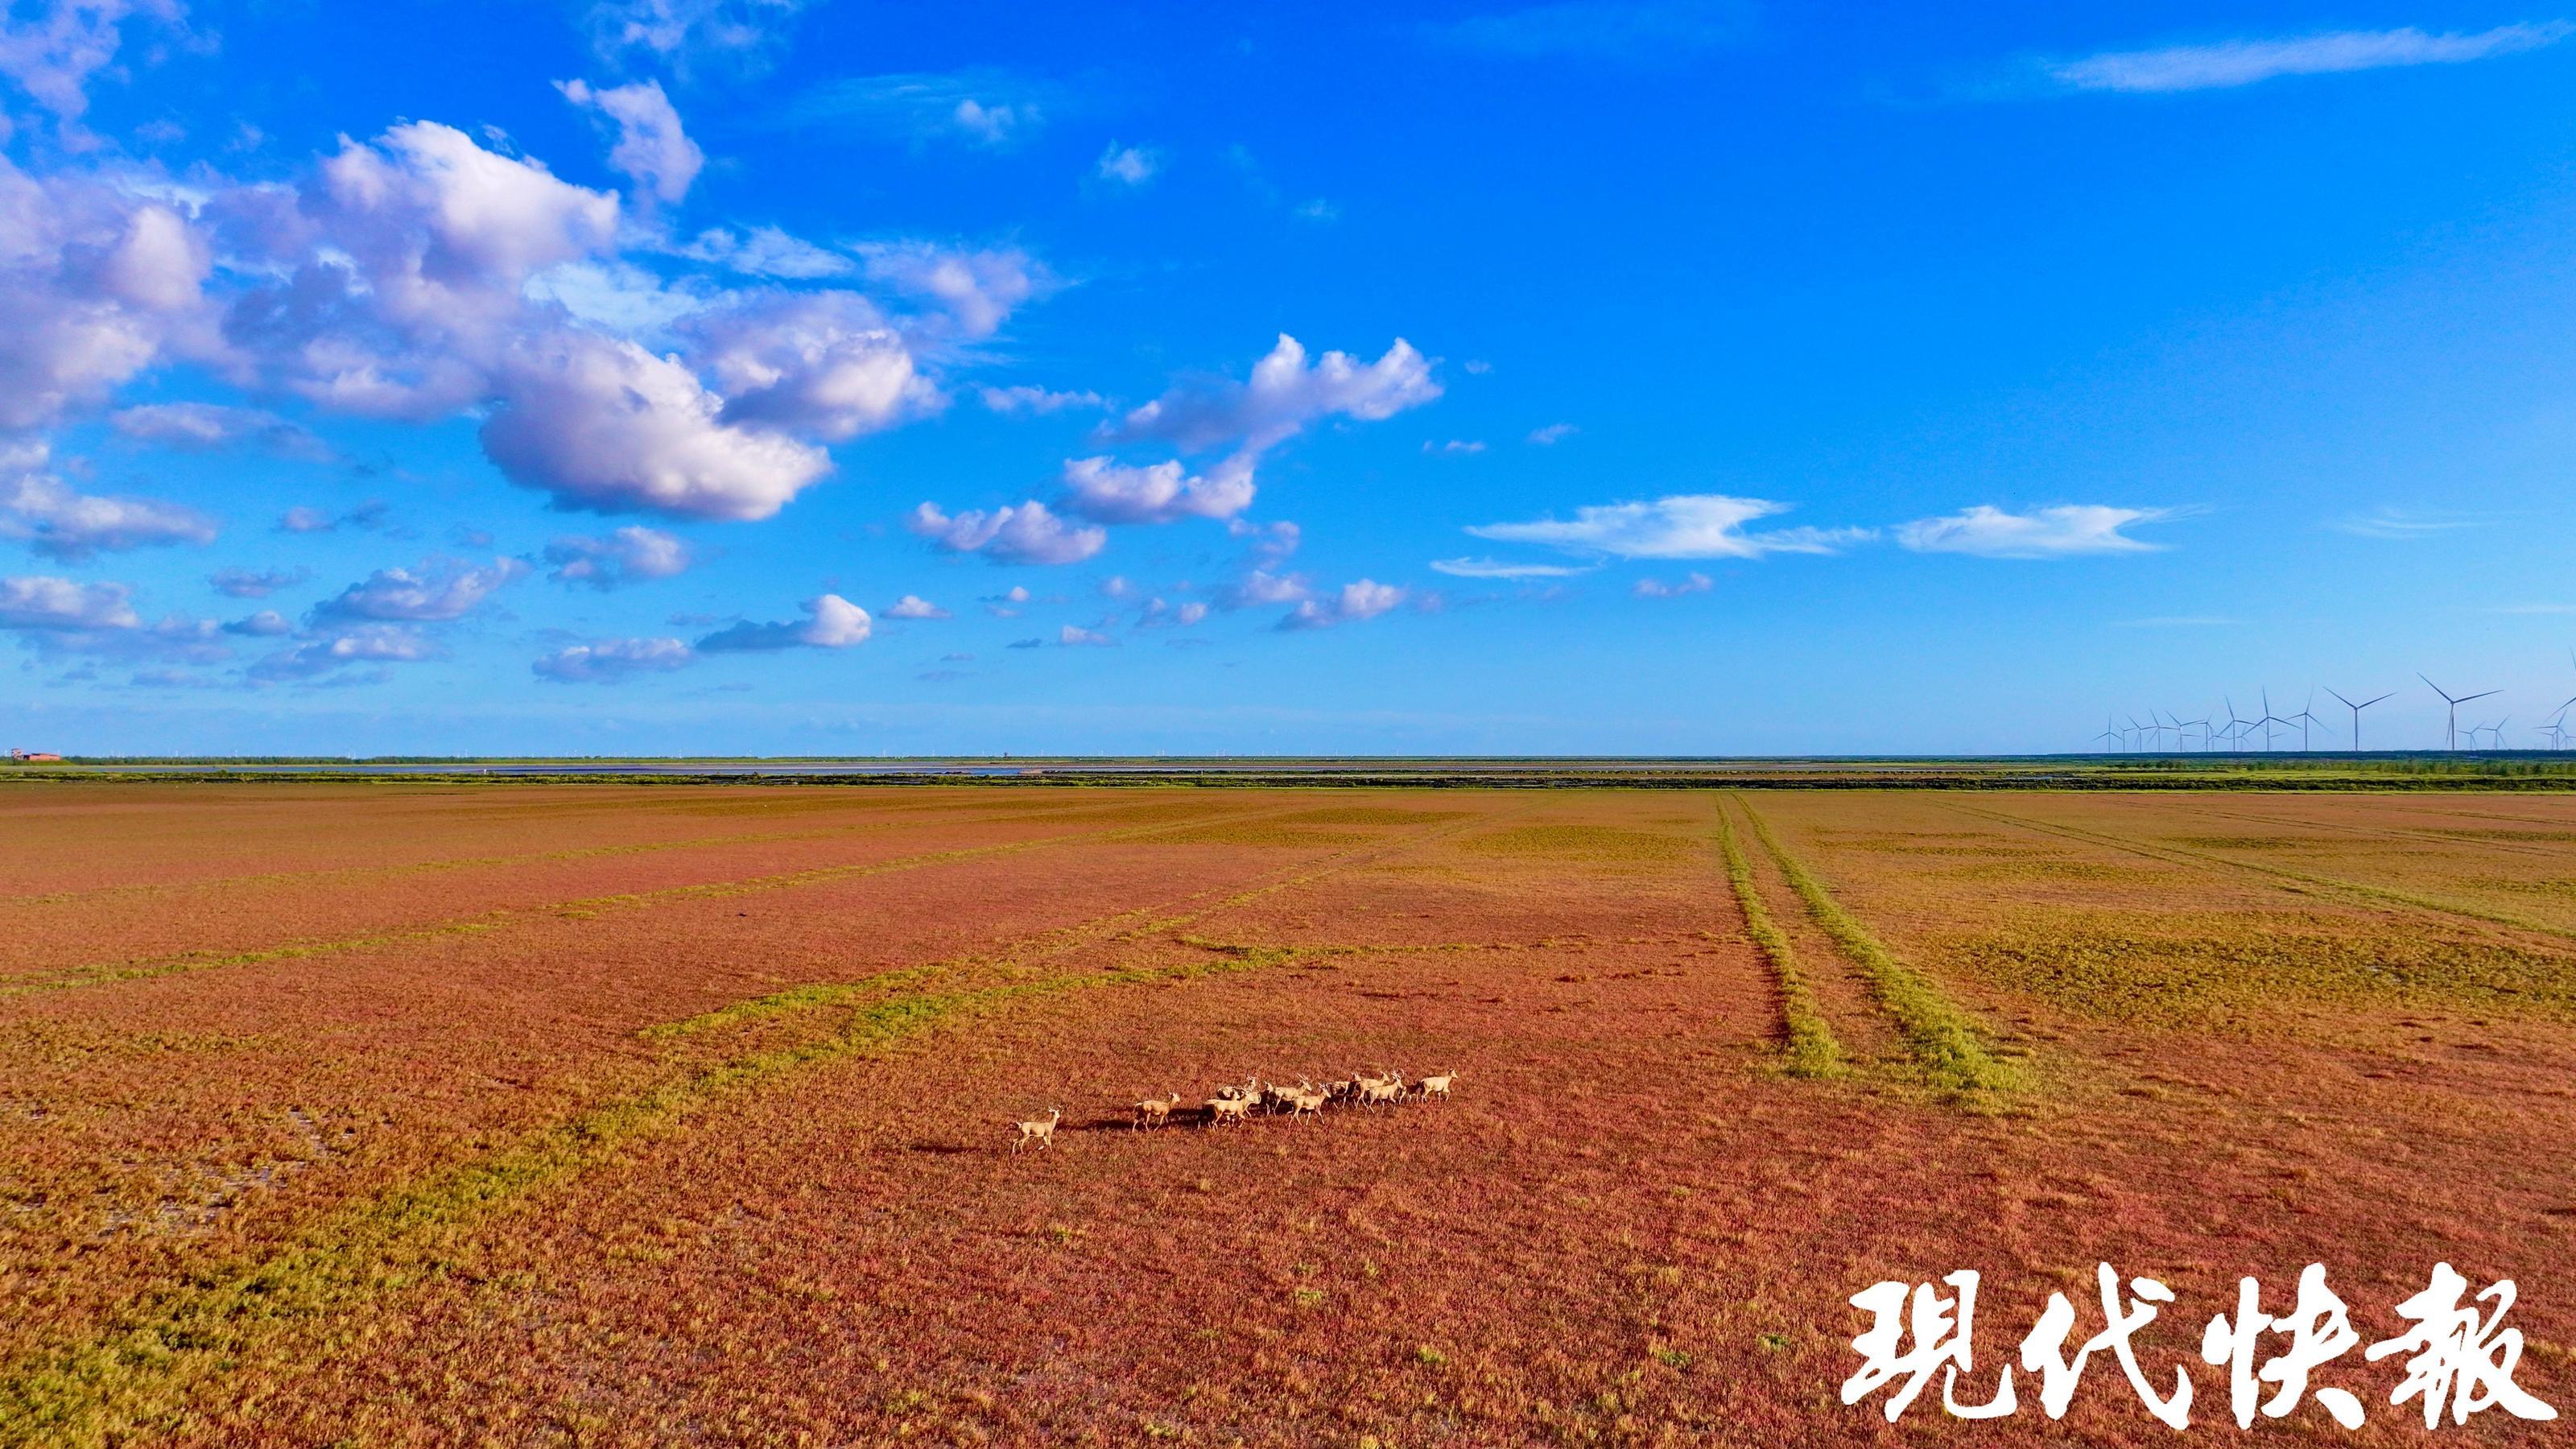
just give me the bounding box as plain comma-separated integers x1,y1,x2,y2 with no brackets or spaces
1714,797,1843,1078
0,811,1499,1443
1736,796,2025,1098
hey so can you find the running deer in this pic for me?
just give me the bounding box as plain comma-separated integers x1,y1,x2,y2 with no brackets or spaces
1009,1108,1062,1153
1204,1094,1254,1127
1414,1069,1459,1101
1133,1092,1183,1129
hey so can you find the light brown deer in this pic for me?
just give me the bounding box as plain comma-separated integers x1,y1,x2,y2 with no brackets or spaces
1204,1094,1254,1127
1010,1108,1062,1153
1133,1092,1183,1129
1414,1069,1459,1101
1354,1074,1403,1108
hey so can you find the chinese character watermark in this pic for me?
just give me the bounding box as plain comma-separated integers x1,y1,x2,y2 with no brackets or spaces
1843,1262,2557,1430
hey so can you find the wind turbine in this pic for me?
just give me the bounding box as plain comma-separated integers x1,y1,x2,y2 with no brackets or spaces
2421,675,2500,753
2325,687,2393,753
2224,696,2263,754
2287,691,2328,753
2178,713,2212,752
2258,689,2285,753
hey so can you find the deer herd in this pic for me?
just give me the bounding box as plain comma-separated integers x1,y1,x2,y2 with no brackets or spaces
1007,1067,1459,1152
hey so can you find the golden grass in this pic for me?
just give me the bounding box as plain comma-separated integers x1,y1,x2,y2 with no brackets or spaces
1939,910,2576,1030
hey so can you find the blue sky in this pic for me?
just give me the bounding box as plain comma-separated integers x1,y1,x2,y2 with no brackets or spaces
2,0,2574,756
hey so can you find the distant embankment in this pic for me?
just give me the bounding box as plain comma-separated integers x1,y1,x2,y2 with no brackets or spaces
9,755,2576,791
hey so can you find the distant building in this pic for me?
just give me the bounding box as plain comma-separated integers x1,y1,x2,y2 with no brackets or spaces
8,749,62,762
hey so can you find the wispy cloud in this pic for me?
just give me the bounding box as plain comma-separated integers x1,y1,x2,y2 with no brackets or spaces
1430,556,1590,580
1895,504,2177,559
1095,142,1160,186
1468,494,1866,559
777,71,1048,147
2042,23,2571,94
2331,506,2487,540
1633,572,1712,598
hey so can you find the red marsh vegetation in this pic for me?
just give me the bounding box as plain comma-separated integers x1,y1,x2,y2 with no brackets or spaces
1,782,2571,1445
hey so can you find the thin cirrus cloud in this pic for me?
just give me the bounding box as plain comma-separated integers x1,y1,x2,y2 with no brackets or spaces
2330,506,2486,540
1633,572,1712,598
977,384,1106,415
1430,557,1590,580
209,566,311,599
2041,23,2571,93
774,70,1048,148
584,0,815,76
1468,494,1867,559
1096,142,1161,186
109,402,340,463
1893,505,2178,559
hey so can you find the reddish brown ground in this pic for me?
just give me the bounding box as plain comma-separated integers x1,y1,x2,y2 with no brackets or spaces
2,783,2572,1446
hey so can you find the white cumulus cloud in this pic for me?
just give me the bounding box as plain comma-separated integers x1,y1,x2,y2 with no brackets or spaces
1282,579,1406,630
883,593,949,620
559,78,705,204
481,331,832,520
907,499,1105,566
696,592,872,650
1057,455,1256,526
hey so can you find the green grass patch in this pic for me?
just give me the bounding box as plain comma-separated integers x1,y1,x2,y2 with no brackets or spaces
0,947,1302,1445
1736,798,2027,1099
1715,805,1843,1079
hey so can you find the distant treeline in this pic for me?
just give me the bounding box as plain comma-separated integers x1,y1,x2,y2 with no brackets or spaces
11,763,2576,791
